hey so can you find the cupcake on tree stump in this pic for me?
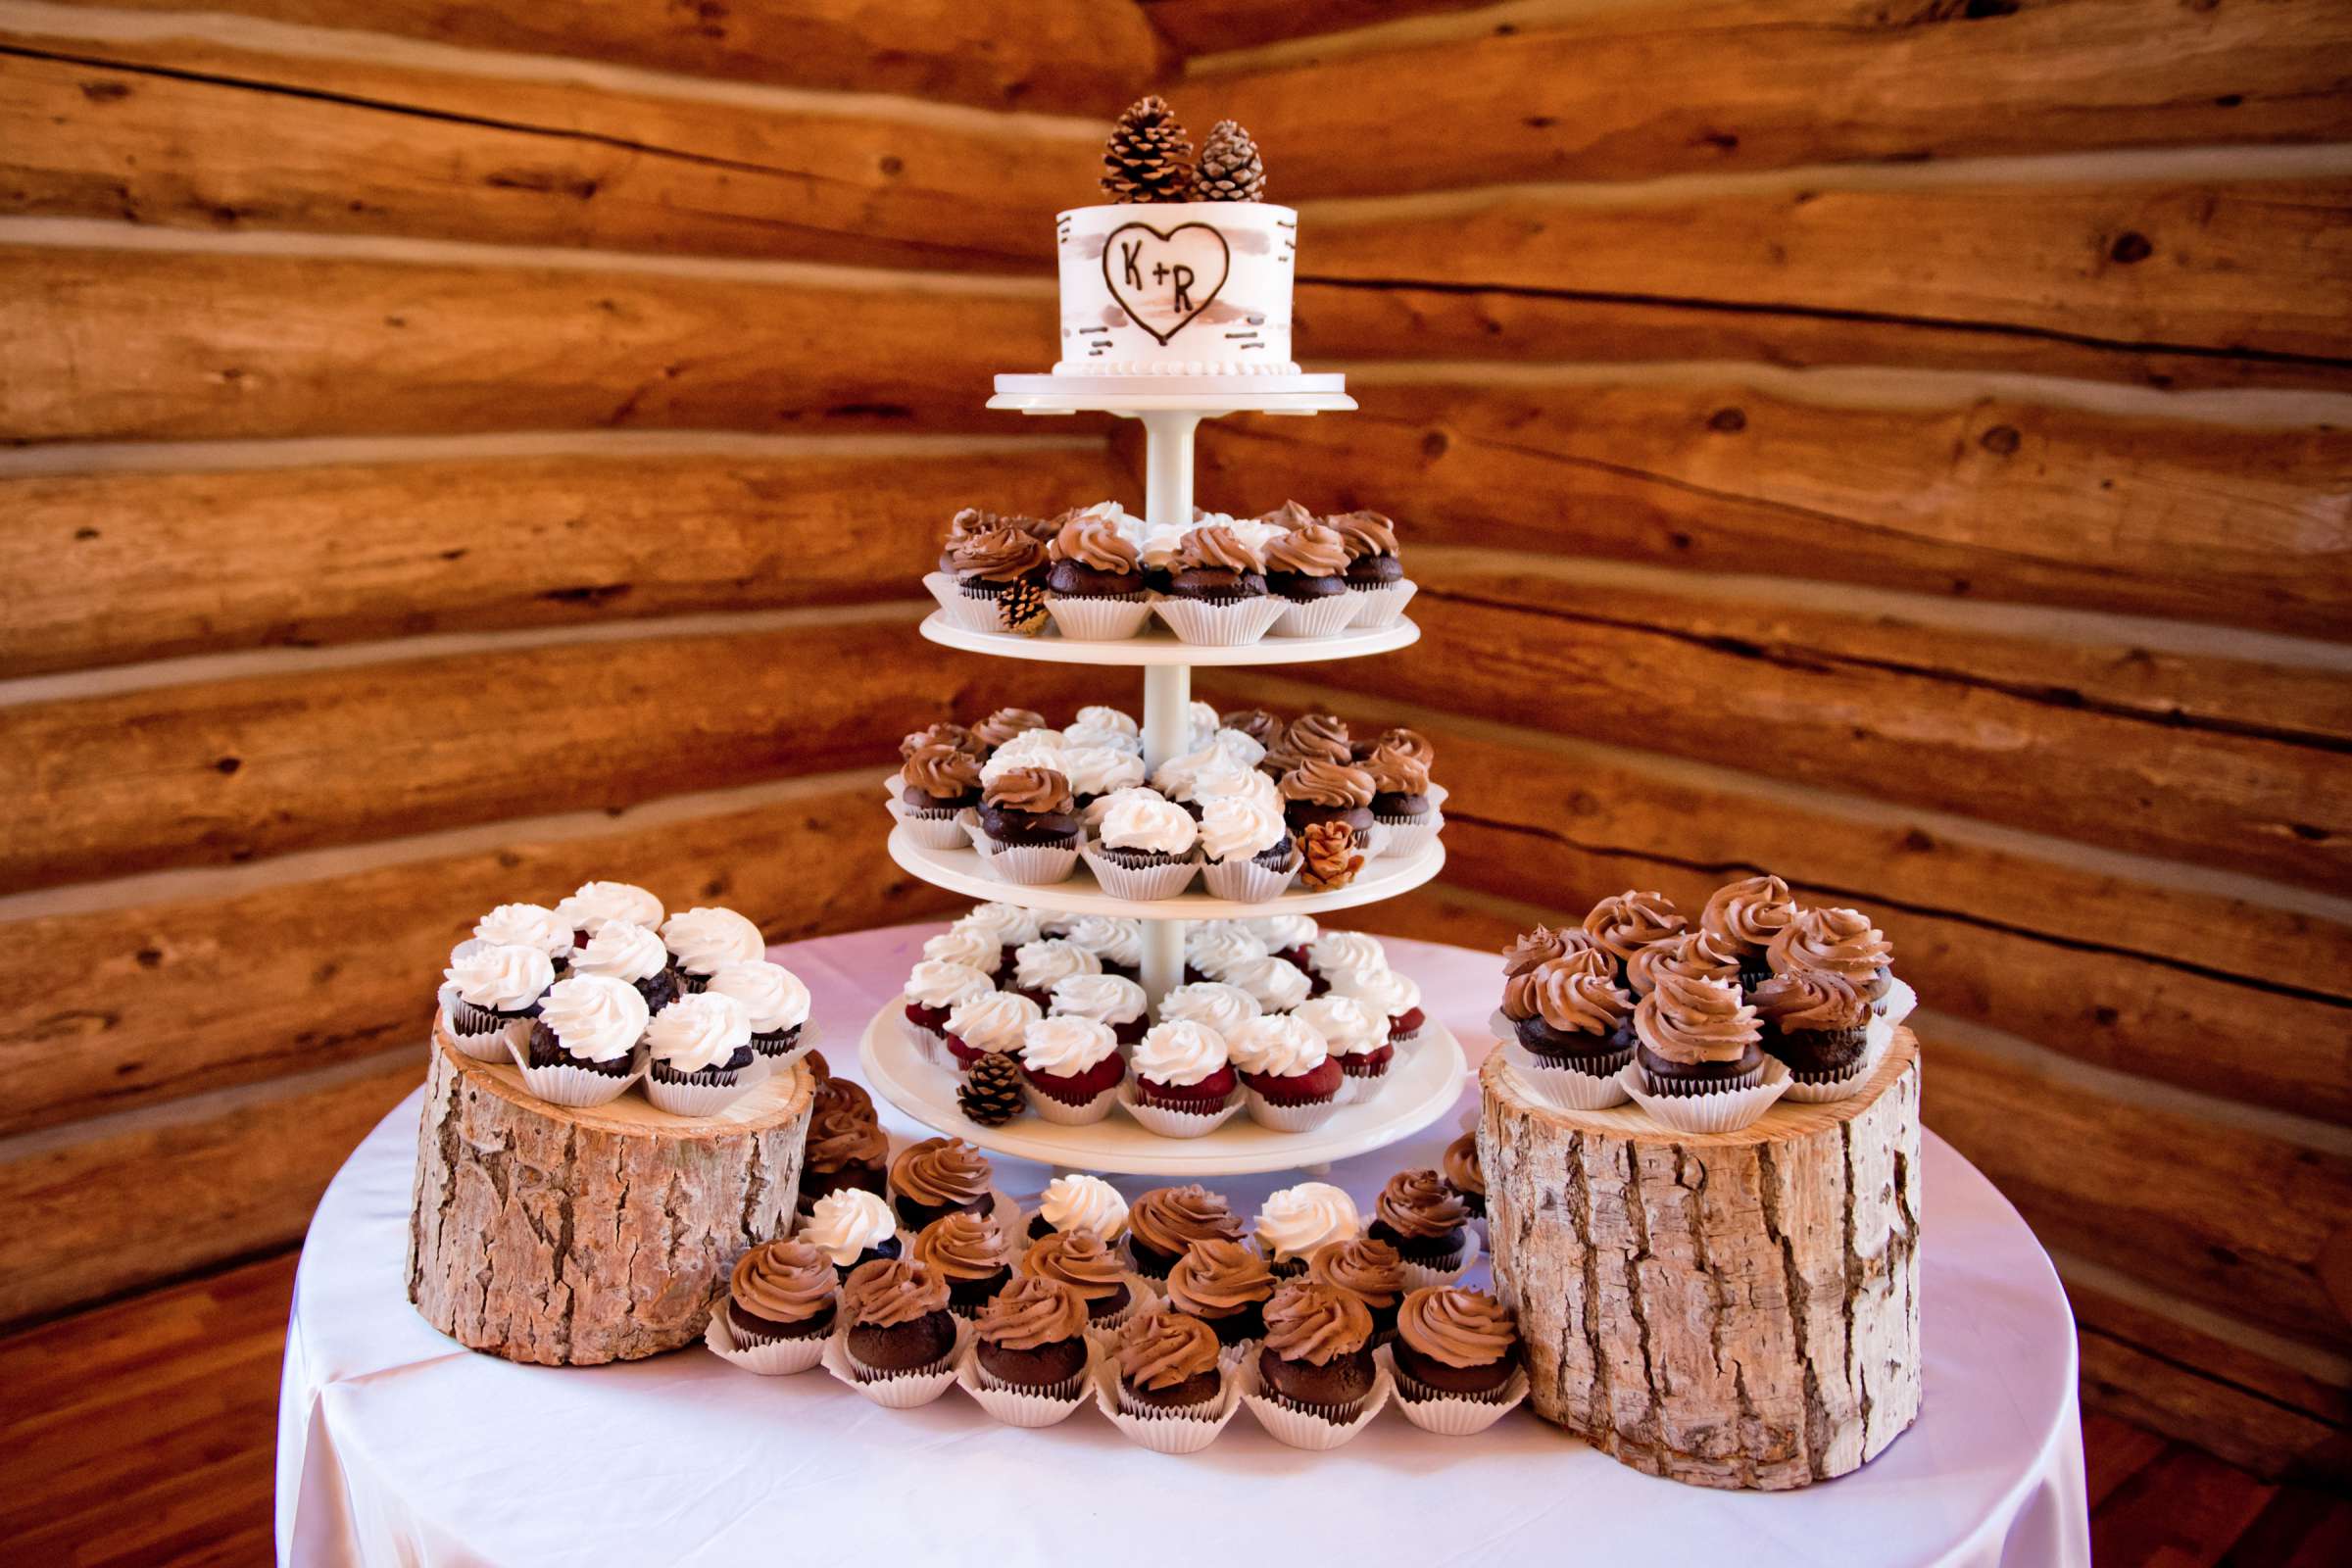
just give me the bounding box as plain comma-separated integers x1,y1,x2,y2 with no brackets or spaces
1770,906,1896,1012
660,906,764,994
643,990,758,1112
553,880,663,952
1752,966,1874,1088
565,919,676,1012
1506,951,1635,1083
705,958,808,1062
1700,873,1798,990
1626,928,1741,1000
1582,890,1687,988
1634,969,1766,1096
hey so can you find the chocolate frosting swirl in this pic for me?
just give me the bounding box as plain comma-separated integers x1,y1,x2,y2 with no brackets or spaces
1021,1231,1128,1301
1176,524,1264,572
1257,499,1318,530
1049,514,1140,572
1327,510,1399,559
1261,1281,1374,1364
1584,890,1688,960
729,1240,837,1324
1768,906,1894,984
1752,966,1870,1032
1627,929,1740,999
842,1257,950,1325
890,1137,992,1207
1635,971,1762,1065
971,709,1046,750
1279,759,1375,808
1501,926,1568,977
1308,1238,1408,1309
943,507,1001,553
805,1103,889,1171
912,1210,1011,1281
815,1075,874,1124
1264,522,1349,577
901,742,981,800
1283,713,1351,760
1221,709,1284,749
1376,1169,1469,1240
975,1274,1088,1349
1514,956,1630,1033
982,766,1074,815
1130,1185,1243,1257
1119,1307,1221,1391
1165,1238,1276,1316
1701,874,1797,956
1362,742,1430,797
1443,1133,1485,1200
901,720,974,760
1396,1287,1517,1370
1371,728,1435,767
951,525,1047,581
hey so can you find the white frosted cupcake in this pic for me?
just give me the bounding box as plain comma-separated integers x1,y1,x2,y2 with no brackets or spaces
1125,1020,1240,1136
1223,954,1312,1014
567,919,677,1010
956,903,1042,971
1244,913,1319,969
1049,972,1149,1047
1305,930,1388,988
1253,1182,1362,1277
706,959,811,1059
662,906,765,993
800,1187,904,1277
1060,746,1147,816
1083,788,1201,901
923,923,1004,978
1156,981,1261,1039
1296,994,1392,1102
1009,938,1101,1007
1331,964,1427,1048
1184,921,1268,984
525,973,648,1079
943,989,1041,1073
1200,792,1298,903
1019,1015,1125,1125
1058,914,1144,980
554,880,664,946
473,903,574,968
443,942,555,1043
902,958,993,1047
1231,1012,1344,1132
1029,1173,1130,1246
644,991,757,1112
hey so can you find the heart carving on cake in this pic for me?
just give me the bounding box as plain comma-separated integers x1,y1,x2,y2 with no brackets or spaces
1101,221,1231,345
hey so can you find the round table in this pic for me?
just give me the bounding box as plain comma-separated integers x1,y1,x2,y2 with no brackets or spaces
276,926,2090,1567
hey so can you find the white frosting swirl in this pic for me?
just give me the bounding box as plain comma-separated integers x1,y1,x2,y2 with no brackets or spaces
923,924,1002,974
1253,1182,1361,1262
1021,1015,1119,1076
1184,922,1268,978
1137,519,1190,570
1199,793,1287,862
662,906,764,975
1188,753,1270,806
1064,721,1142,756
1220,514,1290,560
1224,955,1311,1012
946,990,1040,1053
801,1188,895,1266
1097,790,1199,857
1037,1174,1129,1241
1245,914,1318,953
706,960,809,1034
566,919,666,984
1050,972,1147,1026
1294,994,1384,1056
1230,1012,1330,1078
554,881,663,936
958,903,1041,949
1149,739,1228,802
646,991,751,1073
1072,705,1139,740
445,943,554,1010
1014,938,1100,991
1187,700,1220,746
1208,726,1266,766
1132,1019,1230,1087
536,974,648,1064
1307,931,1389,976
1058,745,1146,799
1060,915,1143,969
979,730,1065,784
472,903,572,959
1331,964,1422,1019
903,959,993,1010
1156,981,1261,1036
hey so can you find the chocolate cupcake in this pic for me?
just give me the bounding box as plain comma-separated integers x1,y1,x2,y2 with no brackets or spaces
1508,956,1635,1074
660,906,764,994
1021,1230,1133,1322
1363,742,1433,824
1582,890,1688,986
1328,510,1402,588
472,902,573,971
1166,1238,1277,1347
1262,521,1350,601
814,1073,872,1121
1220,708,1285,750
1368,1169,1471,1272
939,506,1001,573
644,991,756,1087
973,1275,1092,1395
799,1102,891,1212
1026,1173,1128,1246
978,767,1080,851
1117,1307,1225,1414
899,741,982,822
950,525,1049,633
1257,499,1318,530
1309,1238,1410,1344
1128,1185,1245,1279
841,1257,956,1378
1769,906,1896,1010
1163,524,1267,603
552,880,664,952
969,708,1047,756
1255,1281,1378,1413
725,1239,838,1348
524,973,647,1078
1751,967,1874,1084
1700,873,1798,990
442,942,554,1038
565,919,677,1012
899,719,976,760
912,1209,1013,1314
1251,1182,1361,1278
1392,1286,1520,1401
1279,758,1376,847
705,958,808,1058
1442,1133,1487,1221
1634,971,1766,1095
1625,929,1741,1000
1045,512,1146,599
1283,713,1352,763
889,1137,996,1231
800,1187,902,1278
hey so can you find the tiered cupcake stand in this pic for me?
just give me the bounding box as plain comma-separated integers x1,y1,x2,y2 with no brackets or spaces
858,371,1468,1176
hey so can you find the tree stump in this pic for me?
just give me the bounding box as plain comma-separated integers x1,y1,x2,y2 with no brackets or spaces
1480,1029,1922,1490
407,1029,814,1365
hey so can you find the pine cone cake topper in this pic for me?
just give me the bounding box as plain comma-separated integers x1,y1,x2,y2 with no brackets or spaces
1298,820,1365,893
1102,95,1195,203
958,1052,1025,1127
1195,121,1265,203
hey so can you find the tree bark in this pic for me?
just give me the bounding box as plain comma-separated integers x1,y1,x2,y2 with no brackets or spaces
1481,1029,1923,1490
407,1032,813,1365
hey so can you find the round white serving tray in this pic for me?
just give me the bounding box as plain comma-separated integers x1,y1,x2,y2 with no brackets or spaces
858,1003,1467,1177
886,824,1444,919
990,372,1353,417
918,610,1418,666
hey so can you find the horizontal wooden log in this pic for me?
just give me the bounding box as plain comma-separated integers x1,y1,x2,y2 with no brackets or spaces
0,777,965,1137
1301,176,2352,375
1193,380,2352,640
0,246,1058,443
1198,675,2352,1123
0,443,1126,676
35,0,1161,114
0,615,1101,892
0,1052,420,1326
1182,0,2352,195
0,33,1093,270
1138,0,1488,56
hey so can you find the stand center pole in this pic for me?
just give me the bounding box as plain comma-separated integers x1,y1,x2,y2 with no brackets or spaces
1135,408,1206,1003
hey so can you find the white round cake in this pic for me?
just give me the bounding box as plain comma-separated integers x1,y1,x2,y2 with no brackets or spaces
1054,201,1298,375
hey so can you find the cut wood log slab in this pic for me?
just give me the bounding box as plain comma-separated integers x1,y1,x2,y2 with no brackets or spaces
407,1031,812,1365
1480,1030,1923,1490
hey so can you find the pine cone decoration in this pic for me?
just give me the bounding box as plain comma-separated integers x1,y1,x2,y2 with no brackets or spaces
1102,95,1194,203
1195,121,1265,203
958,1053,1025,1127
1298,820,1365,893
995,576,1050,636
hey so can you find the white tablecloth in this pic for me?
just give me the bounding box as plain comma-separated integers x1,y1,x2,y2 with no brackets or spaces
278,926,2089,1567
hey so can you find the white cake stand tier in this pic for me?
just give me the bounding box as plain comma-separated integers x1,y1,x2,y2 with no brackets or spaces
918,611,1418,665
859,1002,1467,1177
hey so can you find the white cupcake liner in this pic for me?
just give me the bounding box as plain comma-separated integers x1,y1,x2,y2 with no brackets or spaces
823,1315,972,1408
643,1067,756,1117
1381,1347,1530,1436
1098,1357,1243,1453
921,570,960,612
942,588,1009,634
1501,1042,1634,1111
960,814,995,853
438,996,528,1062
1115,1079,1242,1139
1023,1079,1120,1126
1045,593,1152,642
1080,841,1202,901
1268,593,1364,639
956,1338,1101,1427
1620,1055,1792,1132
1371,811,1443,860
752,1036,815,1076
503,1033,645,1107
1781,1024,1890,1104
1882,976,1919,1030
1238,1355,1394,1450
1242,1087,1342,1133
891,801,974,851
1214,1335,1260,1372
1150,594,1287,647
1346,577,1418,629
1200,850,1298,903
1488,1007,1518,1042
1335,1061,1394,1107
986,840,1081,886
705,1297,835,1376
1427,781,1449,810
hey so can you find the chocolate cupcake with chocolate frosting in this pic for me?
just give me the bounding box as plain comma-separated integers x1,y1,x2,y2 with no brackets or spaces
1442,1132,1487,1222
970,708,1046,756
1635,970,1765,1096
1021,1230,1133,1322
1045,512,1146,599
973,1275,1092,1395
901,719,977,760
913,1209,1013,1314
939,507,1001,572
1166,1238,1278,1347
889,1137,996,1231
1752,966,1874,1084
1701,874,1798,989
798,1102,891,1212
1308,1238,1411,1343
1583,890,1689,985
1279,759,1376,847
1263,522,1351,603
1509,956,1635,1074
1255,1281,1378,1414
1769,906,1895,1009
1220,708,1284,751
841,1256,956,1378
1329,511,1402,587
1128,1184,1246,1279
725,1239,839,1348
951,525,1049,632
1368,1168,1471,1272
1364,742,1433,824
1392,1286,1520,1401
898,741,982,833
1626,928,1741,1000
978,766,1080,851
1117,1307,1225,1414
1163,524,1267,603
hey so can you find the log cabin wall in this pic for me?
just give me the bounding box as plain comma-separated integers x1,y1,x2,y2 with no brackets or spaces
0,0,2343,1488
